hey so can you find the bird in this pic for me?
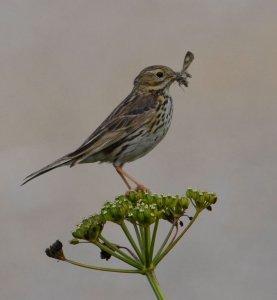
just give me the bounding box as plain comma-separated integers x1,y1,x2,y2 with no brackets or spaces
22,51,194,191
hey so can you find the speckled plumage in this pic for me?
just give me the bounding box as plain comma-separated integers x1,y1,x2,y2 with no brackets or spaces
22,52,194,190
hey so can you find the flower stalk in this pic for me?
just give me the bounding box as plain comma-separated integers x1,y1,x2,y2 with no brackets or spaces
46,188,217,300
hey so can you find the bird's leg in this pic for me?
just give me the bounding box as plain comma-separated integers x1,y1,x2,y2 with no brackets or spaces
114,165,132,191
114,165,150,193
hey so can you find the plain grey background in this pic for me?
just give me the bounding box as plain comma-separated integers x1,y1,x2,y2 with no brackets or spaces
1,1,277,299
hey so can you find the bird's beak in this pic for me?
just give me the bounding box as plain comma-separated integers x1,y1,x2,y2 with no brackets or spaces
168,72,182,82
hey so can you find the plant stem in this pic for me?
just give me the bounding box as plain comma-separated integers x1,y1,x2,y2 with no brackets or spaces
95,241,142,269
144,225,151,267
152,223,175,265
99,235,139,262
139,225,146,263
167,223,179,247
133,223,143,252
120,221,144,262
65,258,142,274
150,219,159,260
133,223,145,263
146,271,166,300
155,210,201,265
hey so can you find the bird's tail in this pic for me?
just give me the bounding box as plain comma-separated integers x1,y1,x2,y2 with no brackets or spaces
21,156,72,186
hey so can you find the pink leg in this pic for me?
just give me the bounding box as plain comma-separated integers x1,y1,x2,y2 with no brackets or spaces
114,165,132,191
114,165,150,192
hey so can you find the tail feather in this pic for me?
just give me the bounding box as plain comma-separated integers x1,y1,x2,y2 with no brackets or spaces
21,156,71,186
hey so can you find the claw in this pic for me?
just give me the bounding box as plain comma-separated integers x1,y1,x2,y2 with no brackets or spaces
136,184,151,193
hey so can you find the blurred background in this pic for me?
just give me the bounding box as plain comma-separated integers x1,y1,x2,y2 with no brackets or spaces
1,1,277,299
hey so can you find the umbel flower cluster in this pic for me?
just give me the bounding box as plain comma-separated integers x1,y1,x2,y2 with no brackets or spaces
46,189,217,300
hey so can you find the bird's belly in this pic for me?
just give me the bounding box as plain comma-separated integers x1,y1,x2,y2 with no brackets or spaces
115,120,171,164
83,96,173,165
113,97,173,165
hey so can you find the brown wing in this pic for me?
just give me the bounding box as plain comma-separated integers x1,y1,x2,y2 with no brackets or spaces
67,92,157,163
21,92,157,185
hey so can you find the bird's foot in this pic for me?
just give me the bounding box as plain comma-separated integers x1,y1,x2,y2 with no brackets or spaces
135,184,151,193
124,185,151,196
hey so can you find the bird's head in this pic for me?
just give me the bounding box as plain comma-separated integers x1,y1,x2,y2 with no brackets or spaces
134,65,178,92
133,51,194,93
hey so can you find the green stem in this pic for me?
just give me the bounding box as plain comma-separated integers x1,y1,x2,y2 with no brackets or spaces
99,234,137,262
167,223,179,247
95,241,142,269
65,258,142,274
152,223,175,265
139,225,146,263
120,221,144,262
133,223,143,253
146,271,166,300
117,245,139,261
150,219,159,260
144,225,151,267
155,210,201,265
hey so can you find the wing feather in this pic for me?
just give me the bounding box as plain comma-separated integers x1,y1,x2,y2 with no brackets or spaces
68,93,157,162
22,92,158,184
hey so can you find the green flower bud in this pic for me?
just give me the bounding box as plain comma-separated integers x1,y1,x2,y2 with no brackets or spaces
72,215,105,242
143,193,150,202
186,188,194,199
126,190,137,202
70,238,80,245
72,227,86,239
207,193,217,204
110,206,122,222
165,195,177,208
87,223,103,242
179,197,190,209
192,189,200,201
137,210,145,224
136,190,144,200
197,193,205,205
102,200,130,223
155,196,164,208
142,209,152,225
116,195,127,202
101,208,112,222
186,189,218,210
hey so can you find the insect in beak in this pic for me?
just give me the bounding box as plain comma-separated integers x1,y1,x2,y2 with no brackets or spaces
175,72,190,87
176,51,194,87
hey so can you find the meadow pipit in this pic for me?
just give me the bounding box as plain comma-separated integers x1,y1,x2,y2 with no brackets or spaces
22,51,194,191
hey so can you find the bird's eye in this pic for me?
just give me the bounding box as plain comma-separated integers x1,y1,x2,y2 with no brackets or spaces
156,71,164,78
